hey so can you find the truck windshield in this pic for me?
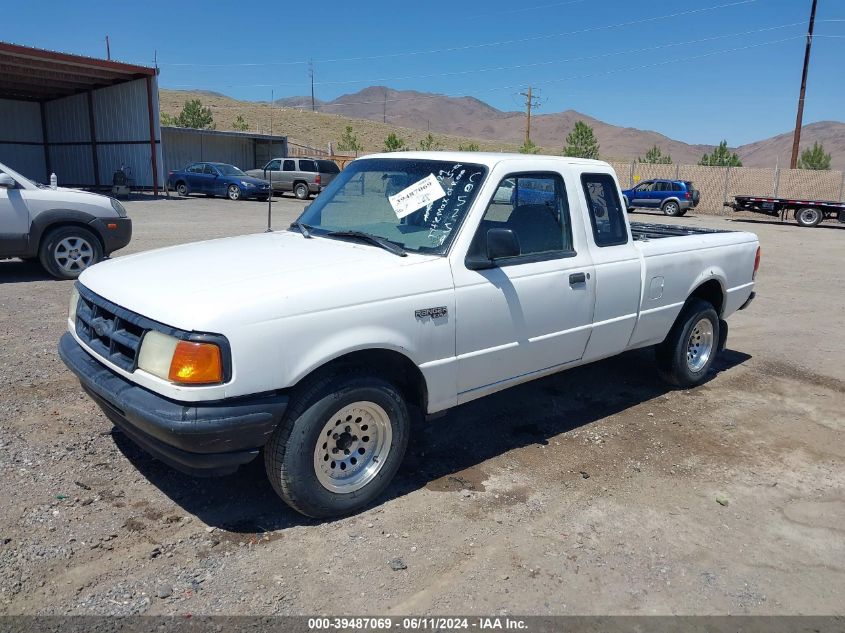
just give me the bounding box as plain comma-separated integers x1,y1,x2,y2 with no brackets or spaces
295,158,487,255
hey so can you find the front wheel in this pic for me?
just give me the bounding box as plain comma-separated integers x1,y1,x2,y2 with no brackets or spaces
227,184,242,201
39,226,103,280
264,372,410,518
294,182,310,200
655,298,720,387
662,200,682,216
795,207,823,228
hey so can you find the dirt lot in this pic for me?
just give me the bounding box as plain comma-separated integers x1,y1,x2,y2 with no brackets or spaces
1,195,843,616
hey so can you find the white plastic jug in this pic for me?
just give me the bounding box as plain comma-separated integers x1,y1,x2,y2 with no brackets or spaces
50,173,57,190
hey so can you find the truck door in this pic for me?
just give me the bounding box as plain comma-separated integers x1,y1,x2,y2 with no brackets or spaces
0,173,31,256
452,172,596,402
281,159,297,192
578,172,642,361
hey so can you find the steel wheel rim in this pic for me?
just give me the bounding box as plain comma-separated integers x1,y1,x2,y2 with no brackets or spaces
687,318,714,373
54,236,94,273
229,185,240,200
313,401,392,494
799,209,819,224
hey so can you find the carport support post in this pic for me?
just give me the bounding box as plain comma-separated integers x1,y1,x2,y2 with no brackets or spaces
723,166,732,205
839,172,844,202
145,76,159,196
86,91,101,188
39,102,51,181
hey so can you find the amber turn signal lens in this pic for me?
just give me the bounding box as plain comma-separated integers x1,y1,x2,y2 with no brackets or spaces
168,341,223,384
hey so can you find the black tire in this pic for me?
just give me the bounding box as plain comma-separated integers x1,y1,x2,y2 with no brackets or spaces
264,371,410,519
655,298,720,387
294,182,310,200
175,182,189,197
795,207,823,228
623,196,633,213
227,184,242,201
39,226,103,280
662,200,683,217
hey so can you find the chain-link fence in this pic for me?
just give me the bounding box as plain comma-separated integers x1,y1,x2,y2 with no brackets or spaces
610,161,845,214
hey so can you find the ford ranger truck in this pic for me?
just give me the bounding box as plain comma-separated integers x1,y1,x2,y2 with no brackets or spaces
59,153,759,518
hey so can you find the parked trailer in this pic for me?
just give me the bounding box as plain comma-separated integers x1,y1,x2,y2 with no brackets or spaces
725,195,845,228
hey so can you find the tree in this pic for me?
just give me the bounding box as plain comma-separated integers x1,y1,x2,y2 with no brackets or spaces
175,99,214,129
383,132,406,152
797,142,831,170
160,112,174,126
638,145,672,164
698,140,742,167
337,125,364,153
563,121,600,159
518,139,539,154
232,115,249,132
458,142,480,152
418,133,441,151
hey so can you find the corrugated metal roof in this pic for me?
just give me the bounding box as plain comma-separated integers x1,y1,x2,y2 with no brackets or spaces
0,41,156,101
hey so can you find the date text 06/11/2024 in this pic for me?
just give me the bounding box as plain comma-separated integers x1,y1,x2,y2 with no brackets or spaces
306,617,528,630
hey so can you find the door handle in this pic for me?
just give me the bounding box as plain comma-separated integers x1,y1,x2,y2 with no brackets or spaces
569,272,587,285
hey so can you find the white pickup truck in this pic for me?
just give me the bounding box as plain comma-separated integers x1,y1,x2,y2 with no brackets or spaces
59,152,759,518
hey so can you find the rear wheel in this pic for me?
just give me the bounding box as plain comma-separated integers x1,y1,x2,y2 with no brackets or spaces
655,298,720,387
39,226,103,280
175,182,189,197
795,207,823,228
227,184,242,201
294,182,310,200
662,200,682,216
264,371,410,518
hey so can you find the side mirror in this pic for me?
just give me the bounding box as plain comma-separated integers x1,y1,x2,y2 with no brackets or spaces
465,228,521,270
0,173,16,189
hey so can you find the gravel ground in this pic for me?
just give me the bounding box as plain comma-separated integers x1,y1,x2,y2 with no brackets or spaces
0,194,843,616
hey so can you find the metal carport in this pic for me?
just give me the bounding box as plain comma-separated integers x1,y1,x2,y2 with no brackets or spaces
0,42,163,194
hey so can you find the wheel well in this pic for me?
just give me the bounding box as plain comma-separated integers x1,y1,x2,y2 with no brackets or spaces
662,197,680,207
299,349,428,413
689,279,724,316
40,221,104,252
294,180,308,188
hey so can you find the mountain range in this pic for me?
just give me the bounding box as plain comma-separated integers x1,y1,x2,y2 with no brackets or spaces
274,86,845,169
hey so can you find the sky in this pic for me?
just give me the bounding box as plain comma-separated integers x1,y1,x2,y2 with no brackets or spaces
5,0,844,145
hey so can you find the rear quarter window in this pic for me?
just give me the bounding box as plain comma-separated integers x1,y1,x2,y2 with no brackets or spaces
581,173,628,247
298,160,318,172
316,160,341,174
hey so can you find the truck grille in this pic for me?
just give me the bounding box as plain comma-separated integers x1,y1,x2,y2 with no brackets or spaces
74,290,146,372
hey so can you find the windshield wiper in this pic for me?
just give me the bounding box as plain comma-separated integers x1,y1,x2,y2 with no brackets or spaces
289,221,313,238
326,230,407,257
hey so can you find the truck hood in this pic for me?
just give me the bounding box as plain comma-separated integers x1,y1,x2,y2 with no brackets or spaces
78,231,444,332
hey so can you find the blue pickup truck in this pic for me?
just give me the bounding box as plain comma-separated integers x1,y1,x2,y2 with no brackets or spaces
622,179,700,216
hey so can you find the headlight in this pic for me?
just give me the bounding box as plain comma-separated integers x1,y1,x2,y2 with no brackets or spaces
68,286,79,325
138,331,224,385
240,180,255,188
110,198,127,217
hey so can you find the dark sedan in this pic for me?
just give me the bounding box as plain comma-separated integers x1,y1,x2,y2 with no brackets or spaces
167,162,270,201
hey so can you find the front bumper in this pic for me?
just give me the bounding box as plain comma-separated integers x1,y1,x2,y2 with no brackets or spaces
59,333,288,476
90,217,132,255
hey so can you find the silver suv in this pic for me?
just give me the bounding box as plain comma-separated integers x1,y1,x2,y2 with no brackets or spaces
245,157,340,200
0,161,132,279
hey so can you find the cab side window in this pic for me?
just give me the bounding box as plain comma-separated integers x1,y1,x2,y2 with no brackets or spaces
582,173,628,247
472,172,573,260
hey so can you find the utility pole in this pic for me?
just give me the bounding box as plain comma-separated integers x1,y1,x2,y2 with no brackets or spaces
383,89,387,124
308,61,314,111
519,86,540,146
790,0,818,169
105,36,111,60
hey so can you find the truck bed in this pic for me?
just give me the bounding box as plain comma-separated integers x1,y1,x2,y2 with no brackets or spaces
630,221,731,241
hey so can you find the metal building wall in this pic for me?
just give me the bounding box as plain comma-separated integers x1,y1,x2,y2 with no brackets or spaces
41,77,163,189
161,127,287,174
0,98,47,181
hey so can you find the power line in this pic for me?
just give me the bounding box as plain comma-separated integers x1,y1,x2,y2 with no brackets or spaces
163,35,804,111
158,0,759,69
